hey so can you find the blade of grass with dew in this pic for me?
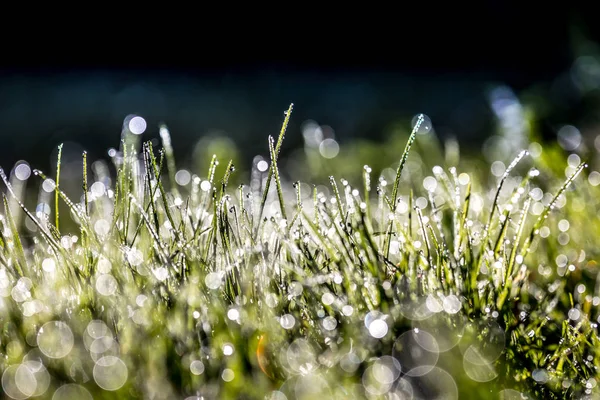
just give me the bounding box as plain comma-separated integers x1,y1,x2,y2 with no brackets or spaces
159,124,179,197
268,135,287,222
54,143,63,232
497,197,532,311
2,195,25,277
519,161,587,260
256,104,293,235
472,150,528,289
389,113,423,209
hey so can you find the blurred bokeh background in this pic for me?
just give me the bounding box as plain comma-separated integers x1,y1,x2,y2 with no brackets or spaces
1,5,600,188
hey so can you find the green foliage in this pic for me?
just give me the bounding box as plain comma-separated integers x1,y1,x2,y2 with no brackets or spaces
0,107,598,399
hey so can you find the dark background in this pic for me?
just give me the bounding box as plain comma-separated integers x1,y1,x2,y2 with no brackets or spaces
1,5,599,173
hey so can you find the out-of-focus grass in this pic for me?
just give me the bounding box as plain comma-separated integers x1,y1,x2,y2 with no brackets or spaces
0,105,599,399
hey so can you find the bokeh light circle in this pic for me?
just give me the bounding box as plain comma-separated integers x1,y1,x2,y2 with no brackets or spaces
37,321,74,359
93,356,128,391
52,384,93,400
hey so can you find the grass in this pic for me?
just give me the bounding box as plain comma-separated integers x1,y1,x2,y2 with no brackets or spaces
0,105,599,399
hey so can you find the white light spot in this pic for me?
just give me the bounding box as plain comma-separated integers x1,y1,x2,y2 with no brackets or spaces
227,308,240,321
37,321,74,359
342,305,354,316
222,368,234,382
389,240,400,255
190,360,204,375
322,316,337,331
153,267,168,282
416,197,428,209
558,219,570,232
52,384,93,400
42,258,55,272
515,255,524,265
94,219,110,236
280,314,296,330
223,343,234,356
442,295,461,314
86,320,110,339
175,170,191,186
42,179,56,193
14,363,37,397
369,319,388,338
136,295,147,307
265,293,279,308
567,153,581,167
90,181,106,197
205,272,222,289
568,308,581,321
126,248,143,267
200,180,211,192
257,160,269,172
321,292,334,306
319,138,340,159
589,171,600,186
95,274,118,296
93,356,128,391
128,116,147,135
528,142,543,158
491,161,506,177
557,125,581,151
97,258,112,274
14,163,31,181
458,173,470,185
423,176,437,192
426,294,444,313
529,188,543,201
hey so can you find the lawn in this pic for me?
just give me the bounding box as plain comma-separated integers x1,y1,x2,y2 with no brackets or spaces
1,104,599,399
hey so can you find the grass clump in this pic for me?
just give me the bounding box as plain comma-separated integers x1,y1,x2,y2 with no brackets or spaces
0,105,598,399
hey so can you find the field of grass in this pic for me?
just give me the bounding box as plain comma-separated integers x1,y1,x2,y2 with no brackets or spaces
1,104,600,399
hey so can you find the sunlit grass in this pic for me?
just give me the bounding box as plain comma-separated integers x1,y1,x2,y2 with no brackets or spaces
0,105,599,399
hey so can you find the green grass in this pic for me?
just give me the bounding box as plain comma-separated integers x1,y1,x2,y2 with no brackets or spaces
0,105,599,399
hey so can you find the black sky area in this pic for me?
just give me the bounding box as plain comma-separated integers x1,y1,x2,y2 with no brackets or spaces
0,5,597,174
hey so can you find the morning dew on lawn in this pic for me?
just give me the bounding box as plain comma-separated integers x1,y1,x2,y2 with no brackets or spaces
0,105,599,399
